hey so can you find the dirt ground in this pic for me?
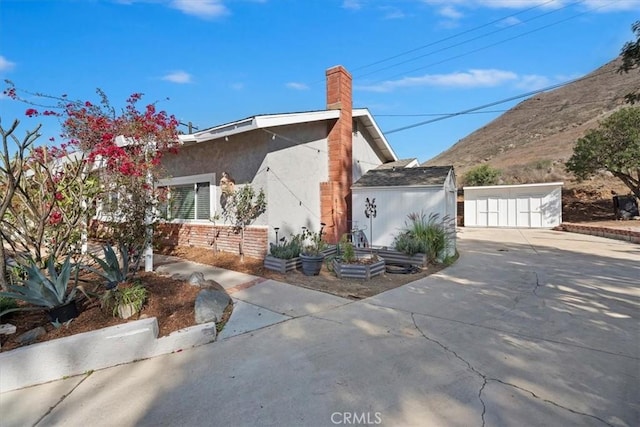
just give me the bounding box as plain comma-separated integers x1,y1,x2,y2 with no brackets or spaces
1,248,440,352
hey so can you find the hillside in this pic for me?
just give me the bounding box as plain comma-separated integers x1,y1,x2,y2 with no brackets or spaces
424,57,640,196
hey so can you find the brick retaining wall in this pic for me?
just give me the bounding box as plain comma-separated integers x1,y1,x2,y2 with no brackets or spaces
155,223,268,258
557,223,640,244
89,221,269,258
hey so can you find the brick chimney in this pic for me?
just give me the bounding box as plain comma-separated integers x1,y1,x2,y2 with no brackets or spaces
320,66,353,244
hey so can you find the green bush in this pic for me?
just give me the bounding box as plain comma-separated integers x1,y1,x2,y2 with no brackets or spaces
269,234,303,259
464,164,501,186
393,212,454,263
339,234,356,263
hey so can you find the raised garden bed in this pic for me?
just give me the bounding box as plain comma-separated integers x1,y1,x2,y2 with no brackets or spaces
263,255,300,274
355,248,427,267
332,257,386,280
263,246,337,273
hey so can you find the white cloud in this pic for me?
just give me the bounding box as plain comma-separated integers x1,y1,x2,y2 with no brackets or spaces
342,0,362,10
230,82,245,90
169,0,229,19
515,74,551,90
0,55,16,72
438,5,463,19
423,0,640,12
286,82,309,90
581,0,640,11
162,70,193,84
500,16,522,26
357,69,518,92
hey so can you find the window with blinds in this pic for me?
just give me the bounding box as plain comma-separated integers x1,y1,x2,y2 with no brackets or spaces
161,182,210,220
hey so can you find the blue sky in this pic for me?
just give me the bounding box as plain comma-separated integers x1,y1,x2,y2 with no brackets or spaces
0,0,638,163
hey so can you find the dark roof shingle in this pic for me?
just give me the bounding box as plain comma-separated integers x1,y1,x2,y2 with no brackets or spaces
353,166,453,188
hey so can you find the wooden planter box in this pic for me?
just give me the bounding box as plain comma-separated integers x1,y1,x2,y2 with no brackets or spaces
332,258,386,280
355,248,427,267
263,255,300,274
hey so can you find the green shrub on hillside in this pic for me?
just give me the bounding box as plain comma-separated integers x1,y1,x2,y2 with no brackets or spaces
464,164,501,186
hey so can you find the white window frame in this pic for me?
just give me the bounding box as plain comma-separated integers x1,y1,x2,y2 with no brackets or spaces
156,173,216,223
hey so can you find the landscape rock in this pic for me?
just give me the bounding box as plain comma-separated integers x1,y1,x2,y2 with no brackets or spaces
16,327,46,345
188,272,206,286
0,324,17,335
195,290,231,324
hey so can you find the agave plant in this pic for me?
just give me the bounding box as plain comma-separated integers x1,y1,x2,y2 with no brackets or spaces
0,254,79,316
85,244,132,289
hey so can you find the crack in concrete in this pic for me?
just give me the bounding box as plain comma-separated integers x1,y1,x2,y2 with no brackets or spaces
489,378,615,427
33,371,93,426
532,271,541,297
410,313,614,427
411,313,487,427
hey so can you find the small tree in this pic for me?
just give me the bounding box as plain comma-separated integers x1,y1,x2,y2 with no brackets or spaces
0,120,40,290
566,107,640,200
464,164,501,186
222,184,266,260
619,21,640,104
2,146,99,267
3,84,180,270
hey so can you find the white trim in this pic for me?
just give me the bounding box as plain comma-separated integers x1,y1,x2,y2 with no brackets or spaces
177,108,398,163
156,173,216,187
353,108,398,162
463,182,563,191
179,111,341,145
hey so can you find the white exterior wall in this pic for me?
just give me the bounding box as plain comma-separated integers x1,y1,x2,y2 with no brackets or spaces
353,187,446,248
352,126,386,182
464,182,563,228
265,133,328,240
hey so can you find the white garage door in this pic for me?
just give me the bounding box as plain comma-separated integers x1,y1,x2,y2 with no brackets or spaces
473,194,544,227
516,196,543,227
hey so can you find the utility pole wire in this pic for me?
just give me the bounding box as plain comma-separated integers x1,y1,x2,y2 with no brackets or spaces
367,0,605,86
384,68,617,134
351,0,562,74
354,0,583,80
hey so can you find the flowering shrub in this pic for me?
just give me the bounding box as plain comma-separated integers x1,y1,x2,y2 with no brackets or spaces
2,82,180,259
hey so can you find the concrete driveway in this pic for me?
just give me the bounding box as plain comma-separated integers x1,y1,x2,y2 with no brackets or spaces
2,229,638,426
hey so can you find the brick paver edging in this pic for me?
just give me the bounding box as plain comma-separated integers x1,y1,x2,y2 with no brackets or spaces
557,223,640,244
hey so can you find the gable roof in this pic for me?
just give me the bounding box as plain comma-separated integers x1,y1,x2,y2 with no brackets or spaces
352,166,454,188
178,108,397,162
375,158,419,170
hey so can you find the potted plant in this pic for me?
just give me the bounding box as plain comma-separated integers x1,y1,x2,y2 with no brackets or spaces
264,231,304,273
102,280,147,319
0,254,84,323
299,223,327,276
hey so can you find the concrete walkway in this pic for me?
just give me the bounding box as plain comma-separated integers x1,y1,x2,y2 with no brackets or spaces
1,229,638,427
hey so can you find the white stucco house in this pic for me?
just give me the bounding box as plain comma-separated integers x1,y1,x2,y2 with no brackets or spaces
352,165,457,255
154,66,399,257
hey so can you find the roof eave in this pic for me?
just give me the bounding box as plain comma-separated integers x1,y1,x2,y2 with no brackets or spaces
178,110,342,145
353,108,398,162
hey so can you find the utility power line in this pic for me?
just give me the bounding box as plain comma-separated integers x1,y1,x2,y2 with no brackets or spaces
354,0,584,80
351,0,563,74
384,67,618,134
366,0,608,86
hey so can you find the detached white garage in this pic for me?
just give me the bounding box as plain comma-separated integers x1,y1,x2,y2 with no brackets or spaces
464,182,563,228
